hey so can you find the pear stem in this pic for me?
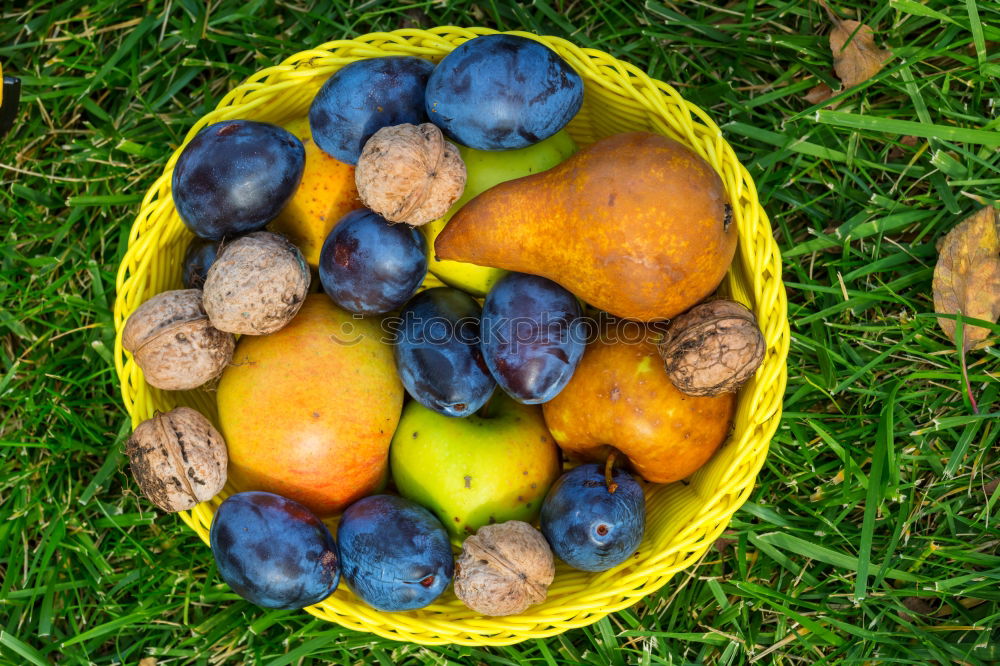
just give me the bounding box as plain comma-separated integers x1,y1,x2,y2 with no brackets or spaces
604,452,618,494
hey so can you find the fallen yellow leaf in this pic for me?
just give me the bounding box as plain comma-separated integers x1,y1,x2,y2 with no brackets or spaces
932,206,1000,351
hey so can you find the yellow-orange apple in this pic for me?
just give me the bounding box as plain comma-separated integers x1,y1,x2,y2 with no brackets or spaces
217,294,402,515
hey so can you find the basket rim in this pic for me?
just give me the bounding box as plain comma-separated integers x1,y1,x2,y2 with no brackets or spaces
113,25,790,647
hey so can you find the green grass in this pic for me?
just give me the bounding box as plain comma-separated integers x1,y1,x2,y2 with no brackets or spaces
2,0,999,663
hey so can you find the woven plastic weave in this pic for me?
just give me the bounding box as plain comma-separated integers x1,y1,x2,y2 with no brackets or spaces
113,27,789,646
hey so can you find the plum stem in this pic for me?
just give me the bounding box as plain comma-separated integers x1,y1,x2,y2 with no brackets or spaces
604,452,618,494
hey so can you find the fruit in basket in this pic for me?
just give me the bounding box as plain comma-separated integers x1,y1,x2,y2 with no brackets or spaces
217,294,403,516
318,208,428,315
481,272,585,404
394,287,495,417
202,231,310,335
423,131,577,296
125,407,227,512
453,521,555,616
542,331,736,484
309,56,435,165
209,491,340,610
182,236,224,289
270,117,363,267
657,300,766,397
172,119,305,240
355,123,466,226
122,289,234,391
337,495,453,611
435,132,737,321
425,34,583,151
540,463,645,572
389,392,560,540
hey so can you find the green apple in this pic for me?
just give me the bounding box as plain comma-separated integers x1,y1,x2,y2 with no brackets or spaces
422,131,578,296
389,392,561,541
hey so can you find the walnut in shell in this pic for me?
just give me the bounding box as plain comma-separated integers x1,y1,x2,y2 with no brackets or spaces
202,231,310,335
454,521,555,616
125,407,228,512
657,300,765,397
355,123,466,226
122,289,235,391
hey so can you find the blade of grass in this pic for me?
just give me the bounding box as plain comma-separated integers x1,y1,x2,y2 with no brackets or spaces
855,381,899,602
816,110,1000,146
0,633,48,666
755,532,921,583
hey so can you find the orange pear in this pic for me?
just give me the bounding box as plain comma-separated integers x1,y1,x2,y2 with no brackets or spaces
542,331,735,484
435,132,736,321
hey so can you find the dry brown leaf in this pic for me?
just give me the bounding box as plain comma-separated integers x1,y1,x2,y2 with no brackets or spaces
829,18,891,88
805,83,835,105
984,478,999,497
713,530,738,554
932,206,1000,351
888,135,919,161
900,596,940,622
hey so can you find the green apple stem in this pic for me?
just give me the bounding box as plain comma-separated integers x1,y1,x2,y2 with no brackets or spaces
604,452,618,494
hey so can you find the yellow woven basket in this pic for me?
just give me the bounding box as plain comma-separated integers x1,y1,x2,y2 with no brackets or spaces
113,27,789,646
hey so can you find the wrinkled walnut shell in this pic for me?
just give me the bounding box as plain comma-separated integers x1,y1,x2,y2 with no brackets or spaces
203,231,310,335
454,521,555,616
657,300,765,397
355,123,466,226
126,407,228,512
122,289,235,391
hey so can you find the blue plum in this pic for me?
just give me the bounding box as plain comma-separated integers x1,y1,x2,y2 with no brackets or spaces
172,120,305,240
309,57,435,165
337,495,453,611
319,209,428,315
182,236,223,289
425,34,583,151
481,272,585,403
394,287,495,417
209,491,340,609
540,464,645,572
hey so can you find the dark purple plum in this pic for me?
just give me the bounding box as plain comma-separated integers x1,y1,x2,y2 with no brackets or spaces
394,287,495,417
209,491,340,610
182,237,222,289
172,120,305,240
309,57,434,165
481,272,585,404
540,464,645,572
425,34,583,150
318,209,427,315
337,495,453,611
